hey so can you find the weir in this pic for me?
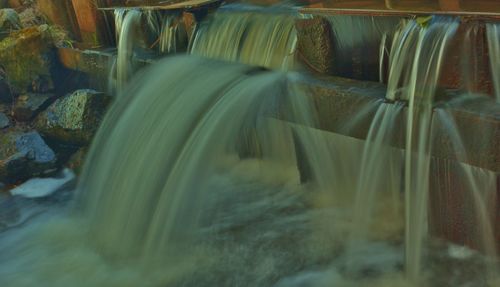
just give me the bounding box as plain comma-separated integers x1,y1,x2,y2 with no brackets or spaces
1,0,500,286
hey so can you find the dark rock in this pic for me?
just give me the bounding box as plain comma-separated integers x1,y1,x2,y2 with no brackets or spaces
0,131,57,183
35,89,111,145
0,27,54,93
13,93,52,121
0,74,12,103
0,112,8,128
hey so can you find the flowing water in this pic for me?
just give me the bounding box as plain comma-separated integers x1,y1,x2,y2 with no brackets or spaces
190,7,297,70
115,9,142,95
487,23,500,103
0,6,499,287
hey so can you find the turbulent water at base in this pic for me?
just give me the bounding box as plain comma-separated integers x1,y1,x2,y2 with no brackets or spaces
190,7,297,69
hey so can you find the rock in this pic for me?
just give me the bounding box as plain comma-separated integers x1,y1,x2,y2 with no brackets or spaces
0,131,57,183
0,9,21,31
66,147,88,174
9,168,75,198
35,89,111,144
13,93,52,121
0,112,9,128
0,74,11,103
0,26,54,93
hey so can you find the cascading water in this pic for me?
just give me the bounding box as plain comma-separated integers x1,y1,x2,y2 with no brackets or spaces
486,23,500,103
1,6,499,287
116,9,142,95
190,7,297,70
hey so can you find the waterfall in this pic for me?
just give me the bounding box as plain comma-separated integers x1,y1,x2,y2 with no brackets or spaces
116,9,142,96
0,7,499,287
486,23,500,103
190,7,297,70
385,17,460,281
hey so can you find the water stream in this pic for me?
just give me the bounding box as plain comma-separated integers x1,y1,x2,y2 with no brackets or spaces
0,6,499,287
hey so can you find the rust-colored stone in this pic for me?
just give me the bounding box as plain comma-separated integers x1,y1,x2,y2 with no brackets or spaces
439,21,493,97
438,0,460,10
37,0,81,40
71,0,109,47
428,158,498,254
7,0,21,9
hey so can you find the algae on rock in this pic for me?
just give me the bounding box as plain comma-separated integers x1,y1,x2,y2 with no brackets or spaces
0,26,54,93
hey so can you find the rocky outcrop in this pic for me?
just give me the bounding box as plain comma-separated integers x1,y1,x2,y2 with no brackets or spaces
13,93,53,121
0,112,9,128
35,89,111,145
0,130,57,183
0,26,54,93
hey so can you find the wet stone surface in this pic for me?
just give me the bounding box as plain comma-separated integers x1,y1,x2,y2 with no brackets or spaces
35,89,111,145
0,131,56,183
13,93,53,121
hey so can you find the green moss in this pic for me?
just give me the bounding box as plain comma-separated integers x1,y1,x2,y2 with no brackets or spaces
0,27,52,92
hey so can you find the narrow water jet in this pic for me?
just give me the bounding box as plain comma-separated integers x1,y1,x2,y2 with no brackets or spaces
116,9,142,95
486,23,500,103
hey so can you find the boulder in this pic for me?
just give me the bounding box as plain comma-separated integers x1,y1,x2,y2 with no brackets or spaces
0,131,57,183
0,26,54,93
13,93,52,121
0,112,9,128
35,89,111,144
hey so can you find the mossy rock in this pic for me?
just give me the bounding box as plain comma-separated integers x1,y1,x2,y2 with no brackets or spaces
35,89,112,145
0,130,57,183
0,26,54,93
